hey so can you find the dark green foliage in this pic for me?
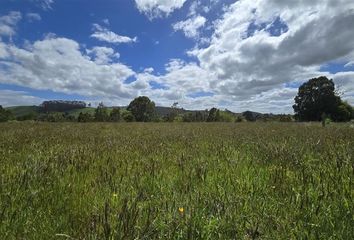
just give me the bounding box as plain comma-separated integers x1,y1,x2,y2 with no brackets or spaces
127,96,156,122
293,76,352,122
122,111,135,122
0,106,14,122
165,103,179,122
110,108,121,122
40,100,86,112
78,112,93,122
206,108,220,122
94,102,110,122
37,112,67,122
333,101,353,122
16,112,38,121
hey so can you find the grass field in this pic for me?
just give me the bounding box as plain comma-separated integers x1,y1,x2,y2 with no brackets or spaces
0,122,353,239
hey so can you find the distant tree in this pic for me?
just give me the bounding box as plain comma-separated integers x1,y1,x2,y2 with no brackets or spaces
0,106,14,122
122,111,135,122
127,96,156,122
110,108,121,122
166,102,179,122
243,111,257,122
40,100,86,112
17,112,38,121
182,112,195,122
94,102,109,122
293,76,351,122
207,108,220,122
78,112,93,122
37,112,66,122
333,101,353,122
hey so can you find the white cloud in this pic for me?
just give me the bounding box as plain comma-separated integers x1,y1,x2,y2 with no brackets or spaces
177,0,354,111
91,24,137,44
102,18,110,25
26,13,41,22
0,37,136,99
0,11,22,37
31,0,54,10
1,1,354,113
87,46,120,65
0,90,44,107
173,15,207,39
135,0,187,19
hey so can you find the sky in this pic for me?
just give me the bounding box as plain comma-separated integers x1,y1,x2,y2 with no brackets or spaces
0,0,353,113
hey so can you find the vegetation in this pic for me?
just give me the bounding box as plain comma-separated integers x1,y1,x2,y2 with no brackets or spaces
127,96,156,122
1,76,353,124
0,105,14,122
0,122,353,239
293,76,353,122
40,100,86,112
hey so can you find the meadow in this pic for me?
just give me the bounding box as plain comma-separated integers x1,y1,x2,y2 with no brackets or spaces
0,122,353,239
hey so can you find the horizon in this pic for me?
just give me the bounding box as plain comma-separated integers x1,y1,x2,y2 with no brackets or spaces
0,0,354,114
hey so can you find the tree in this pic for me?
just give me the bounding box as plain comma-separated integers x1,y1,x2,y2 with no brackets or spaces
94,102,109,122
166,102,179,122
110,108,121,122
0,106,14,122
293,76,349,121
122,111,135,122
207,108,220,122
127,96,156,122
78,112,93,122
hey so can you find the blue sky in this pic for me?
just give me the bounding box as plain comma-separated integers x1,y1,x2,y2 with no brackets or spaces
0,0,353,113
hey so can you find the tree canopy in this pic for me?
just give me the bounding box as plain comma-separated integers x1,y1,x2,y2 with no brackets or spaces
0,105,14,122
127,96,156,122
293,76,352,122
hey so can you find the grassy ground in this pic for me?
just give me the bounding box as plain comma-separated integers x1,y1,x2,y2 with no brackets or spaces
0,122,353,239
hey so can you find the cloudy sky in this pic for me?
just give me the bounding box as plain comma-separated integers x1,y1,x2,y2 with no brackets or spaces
0,0,353,113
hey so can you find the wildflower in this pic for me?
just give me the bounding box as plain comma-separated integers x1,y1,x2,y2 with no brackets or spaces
178,207,184,214
112,193,118,198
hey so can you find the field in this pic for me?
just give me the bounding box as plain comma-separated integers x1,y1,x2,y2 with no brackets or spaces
0,122,353,239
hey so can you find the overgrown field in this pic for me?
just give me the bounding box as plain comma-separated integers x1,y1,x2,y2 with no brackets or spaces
0,122,353,239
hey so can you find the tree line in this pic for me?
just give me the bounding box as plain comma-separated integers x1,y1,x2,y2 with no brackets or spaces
1,76,353,123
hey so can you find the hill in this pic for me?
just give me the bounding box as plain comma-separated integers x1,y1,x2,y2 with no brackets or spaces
5,105,289,121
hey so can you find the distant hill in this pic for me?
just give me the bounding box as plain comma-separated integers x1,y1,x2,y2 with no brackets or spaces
7,106,41,117
5,104,289,121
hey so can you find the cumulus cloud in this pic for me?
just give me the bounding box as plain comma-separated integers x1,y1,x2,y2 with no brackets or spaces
1,1,354,113
0,37,136,99
91,24,137,44
0,90,44,107
0,11,22,37
173,15,207,39
176,0,354,111
86,46,120,65
135,0,187,19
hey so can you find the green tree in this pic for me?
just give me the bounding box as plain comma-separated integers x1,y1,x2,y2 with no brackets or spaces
207,108,220,122
110,108,121,122
334,101,353,122
94,102,109,122
166,102,179,122
0,106,14,122
122,111,135,122
127,96,156,122
293,76,349,121
78,112,93,122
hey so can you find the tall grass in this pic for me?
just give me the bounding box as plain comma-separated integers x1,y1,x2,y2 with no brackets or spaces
0,122,353,239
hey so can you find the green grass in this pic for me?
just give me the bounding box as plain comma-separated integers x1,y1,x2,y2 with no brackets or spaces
0,122,353,239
